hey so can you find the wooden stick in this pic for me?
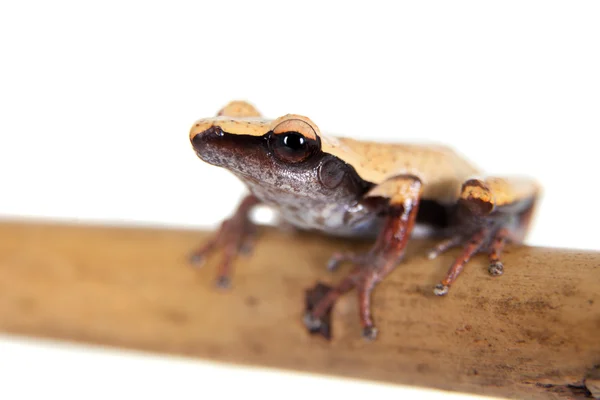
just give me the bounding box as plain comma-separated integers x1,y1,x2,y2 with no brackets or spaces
0,220,598,399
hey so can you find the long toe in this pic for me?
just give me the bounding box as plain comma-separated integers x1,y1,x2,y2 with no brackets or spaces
215,275,231,289
433,283,449,296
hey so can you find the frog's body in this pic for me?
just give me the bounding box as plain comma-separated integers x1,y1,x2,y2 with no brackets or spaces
189,101,540,340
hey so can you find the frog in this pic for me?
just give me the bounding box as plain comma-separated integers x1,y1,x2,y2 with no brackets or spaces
188,100,540,340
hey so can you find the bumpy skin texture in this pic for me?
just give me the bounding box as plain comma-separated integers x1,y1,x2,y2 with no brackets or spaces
189,101,540,340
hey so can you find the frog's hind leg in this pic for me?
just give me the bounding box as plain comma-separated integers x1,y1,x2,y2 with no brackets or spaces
429,177,540,296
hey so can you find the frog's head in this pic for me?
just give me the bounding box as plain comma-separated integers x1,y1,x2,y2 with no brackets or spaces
189,111,365,197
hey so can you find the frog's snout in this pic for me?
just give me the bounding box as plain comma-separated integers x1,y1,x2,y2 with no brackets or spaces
190,124,225,162
190,124,224,148
190,122,224,143
196,125,224,139
189,120,266,170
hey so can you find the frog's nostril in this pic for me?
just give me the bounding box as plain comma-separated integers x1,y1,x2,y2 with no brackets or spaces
205,126,224,137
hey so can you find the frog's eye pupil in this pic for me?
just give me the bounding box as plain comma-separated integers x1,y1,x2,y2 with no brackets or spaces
269,130,318,163
282,132,306,150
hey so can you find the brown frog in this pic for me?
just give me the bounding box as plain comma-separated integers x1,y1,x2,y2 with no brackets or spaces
188,101,540,340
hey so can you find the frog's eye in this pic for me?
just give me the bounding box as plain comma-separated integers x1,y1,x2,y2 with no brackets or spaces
269,119,321,163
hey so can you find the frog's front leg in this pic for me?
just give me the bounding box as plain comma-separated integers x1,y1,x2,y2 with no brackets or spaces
304,175,423,340
189,194,261,288
429,177,539,296
188,100,264,288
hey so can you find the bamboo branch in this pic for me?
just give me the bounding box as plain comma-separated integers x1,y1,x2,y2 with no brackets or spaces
0,220,598,399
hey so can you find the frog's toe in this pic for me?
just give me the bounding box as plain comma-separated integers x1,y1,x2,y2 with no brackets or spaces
188,199,260,286
488,260,504,276
304,282,334,339
303,312,322,331
189,253,205,266
430,176,538,295
431,226,514,295
426,235,462,260
433,283,449,296
326,251,366,272
215,275,232,289
188,236,219,267
326,252,350,271
238,222,258,255
361,325,378,341
432,228,497,296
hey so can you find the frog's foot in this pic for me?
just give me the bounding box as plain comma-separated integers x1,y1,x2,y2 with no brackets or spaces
430,227,511,296
428,177,539,296
189,195,260,288
304,282,334,339
304,261,383,341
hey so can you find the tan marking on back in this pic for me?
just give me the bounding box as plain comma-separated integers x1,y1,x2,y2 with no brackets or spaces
324,138,481,203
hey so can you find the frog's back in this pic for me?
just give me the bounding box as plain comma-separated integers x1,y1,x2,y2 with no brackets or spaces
323,136,481,204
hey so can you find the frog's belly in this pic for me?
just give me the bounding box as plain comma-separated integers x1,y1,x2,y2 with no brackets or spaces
275,201,382,238
245,181,438,239
243,179,381,238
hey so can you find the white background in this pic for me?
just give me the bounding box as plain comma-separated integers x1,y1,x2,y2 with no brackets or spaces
0,1,598,399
